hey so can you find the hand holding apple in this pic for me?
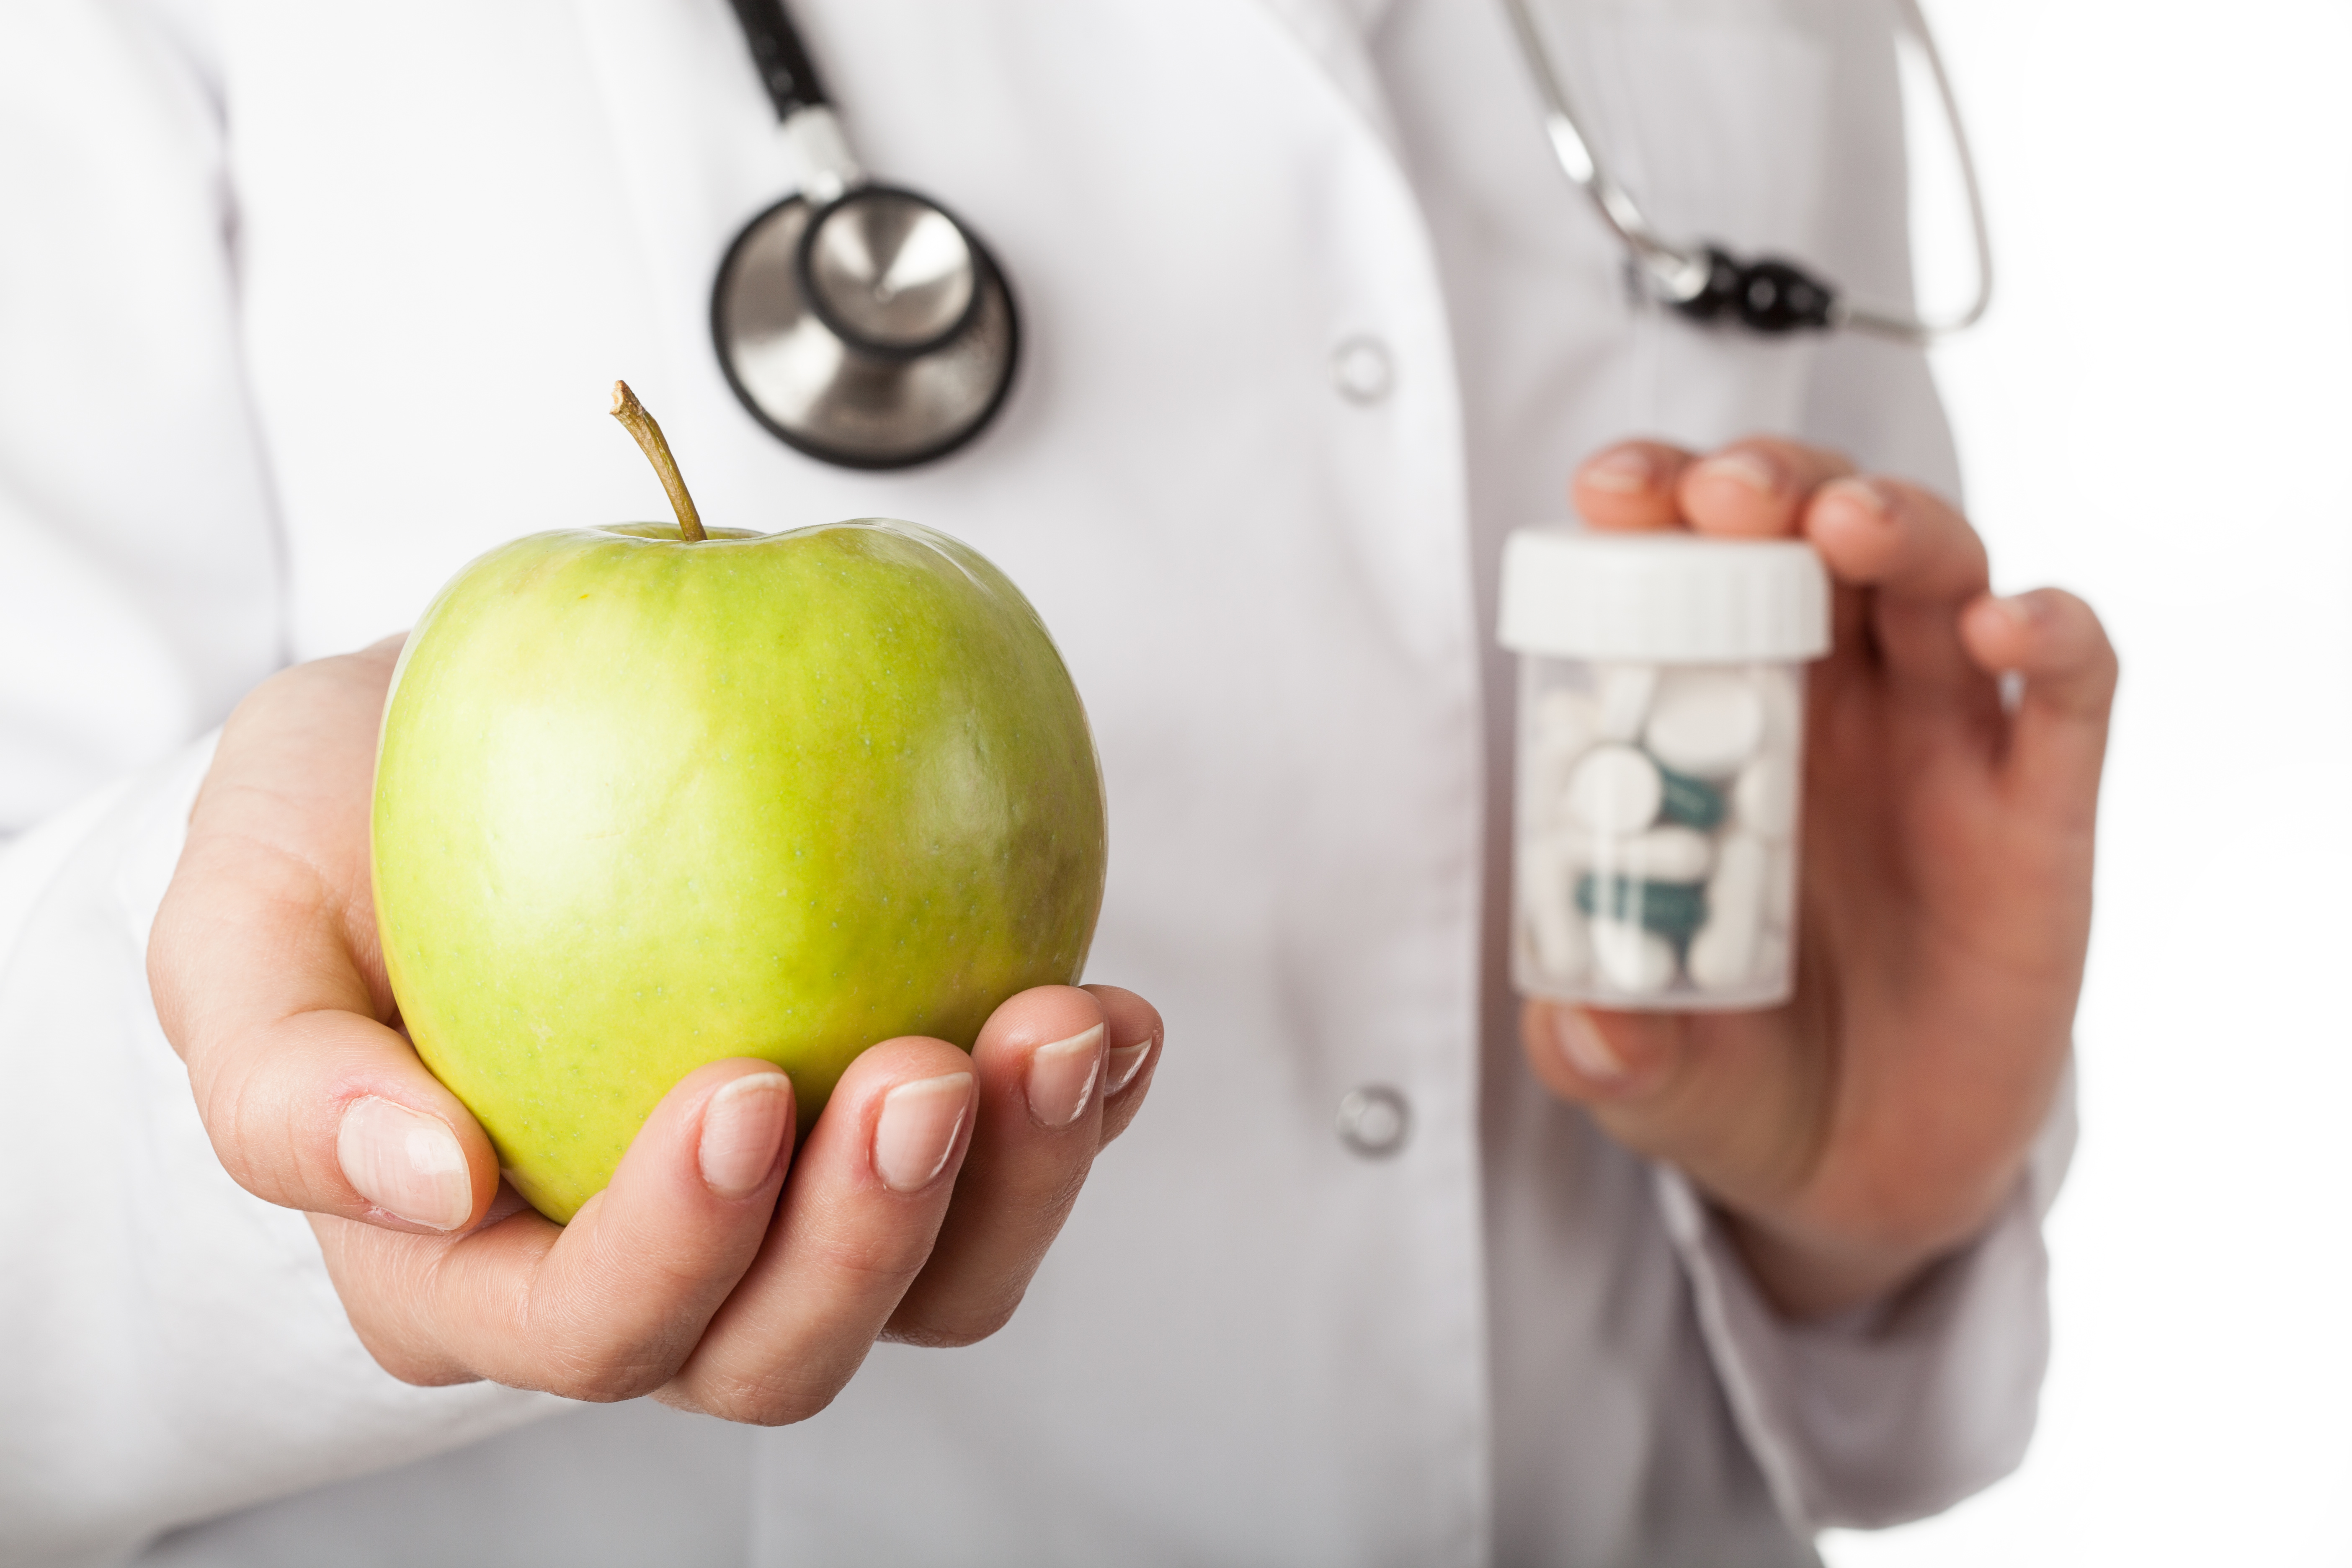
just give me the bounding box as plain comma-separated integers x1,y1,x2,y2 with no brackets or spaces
146,385,1159,1416
150,639,1159,1413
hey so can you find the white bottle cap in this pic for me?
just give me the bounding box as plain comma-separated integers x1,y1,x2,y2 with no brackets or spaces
1498,527,1831,663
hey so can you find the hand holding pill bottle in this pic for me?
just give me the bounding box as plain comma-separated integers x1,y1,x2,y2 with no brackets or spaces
1499,529,1830,1009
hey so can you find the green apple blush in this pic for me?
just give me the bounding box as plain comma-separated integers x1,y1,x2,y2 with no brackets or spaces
372,384,1107,1222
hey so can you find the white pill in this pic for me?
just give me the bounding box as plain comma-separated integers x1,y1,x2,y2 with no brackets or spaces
1526,749,1575,823
1583,824,1715,882
1686,921,1750,991
1765,845,1797,931
1525,691,1599,813
1757,665,1805,749
1596,664,1659,742
1533,689,1600,761
1732,752,1799,840
1644,671,1766,777
1591,918,1676,994
1519,839,1589,982
1687,833,1769,991
1563,745,1662,836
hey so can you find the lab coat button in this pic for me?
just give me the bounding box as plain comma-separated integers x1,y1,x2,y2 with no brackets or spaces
1331,335,1394,404
1335,1084,1411,1158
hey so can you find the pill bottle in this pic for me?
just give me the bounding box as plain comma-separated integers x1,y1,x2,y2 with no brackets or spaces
1498,529,1830,1010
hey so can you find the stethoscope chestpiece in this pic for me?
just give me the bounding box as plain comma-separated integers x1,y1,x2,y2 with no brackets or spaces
799,187,984,359
712,184,1019,470
712,0,1020,470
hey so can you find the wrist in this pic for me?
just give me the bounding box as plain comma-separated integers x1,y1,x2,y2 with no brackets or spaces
1718,1172,2020,1320
1722,1211,1948,1320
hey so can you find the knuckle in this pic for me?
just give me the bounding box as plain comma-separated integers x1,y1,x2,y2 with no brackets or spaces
537,1347,674,1405
694,1367,840,1428
887,1301,1017,1350
195,1050,282,1202
515,1292,689,1405
805,1223,929,1298
1747,434,1850,474
348,1322,472,1390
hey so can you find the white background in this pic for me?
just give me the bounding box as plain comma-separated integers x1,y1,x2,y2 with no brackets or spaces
1823,1,2352,1563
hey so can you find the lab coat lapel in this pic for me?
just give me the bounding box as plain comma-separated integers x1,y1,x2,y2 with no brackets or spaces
1250,0,1406,158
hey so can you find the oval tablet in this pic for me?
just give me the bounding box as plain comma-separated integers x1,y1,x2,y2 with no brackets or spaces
1765,845,1797,931
1584,825,1715,883
1596,663,1659,742
1518,838,1589,983
1733,753,1799,840
1591,918,1677,994
1564,745,1662,836
1657,768,1727,831
1575,874,1707,939
1687,834,1769,990
1534,690,1600,761
1644,671,1766,777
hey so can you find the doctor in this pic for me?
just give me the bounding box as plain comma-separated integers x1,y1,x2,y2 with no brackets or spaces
0,2,2112,1565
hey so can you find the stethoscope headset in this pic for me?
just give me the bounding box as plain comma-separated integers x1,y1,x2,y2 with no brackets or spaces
711,0,1993,472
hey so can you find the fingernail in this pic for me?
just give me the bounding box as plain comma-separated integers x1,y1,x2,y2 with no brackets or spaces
1552,1009,1628,1084
873,1072,975,1193
1696,450,1784,497
1104,1034,1156,1096
1992,592,2043,629
698,1072,792,1199
338,1096,473,1231
1026,1023,1104,1128
1819,475,1894,521
1583,447,1656,494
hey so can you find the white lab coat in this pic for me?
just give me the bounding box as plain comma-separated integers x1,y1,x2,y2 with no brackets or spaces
0,1,2070,1563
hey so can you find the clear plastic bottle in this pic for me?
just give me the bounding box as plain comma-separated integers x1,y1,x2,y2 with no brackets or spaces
1499,529,1830,1010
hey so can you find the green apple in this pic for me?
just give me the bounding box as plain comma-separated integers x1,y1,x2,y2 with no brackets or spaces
371,389,1106,1222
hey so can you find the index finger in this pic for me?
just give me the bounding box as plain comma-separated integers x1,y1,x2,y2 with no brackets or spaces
1677,437,1856,538
1571,441,1698,531
1803,475,1991,694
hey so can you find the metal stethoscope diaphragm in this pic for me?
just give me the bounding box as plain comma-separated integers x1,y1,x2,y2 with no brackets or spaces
712,0,1018,470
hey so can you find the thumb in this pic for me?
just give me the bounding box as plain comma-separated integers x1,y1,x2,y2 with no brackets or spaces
1522,1001,1686,1102
154,820,499,1231
1519,1000,1813,1202
212,1007,498,1234
150,647,500,1233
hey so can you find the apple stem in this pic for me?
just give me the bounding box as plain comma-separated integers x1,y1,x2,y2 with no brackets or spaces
609,381,707,542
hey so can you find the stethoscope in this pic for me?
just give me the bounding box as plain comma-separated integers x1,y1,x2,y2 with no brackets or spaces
710,0,1992,472
1499,0,1993,344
